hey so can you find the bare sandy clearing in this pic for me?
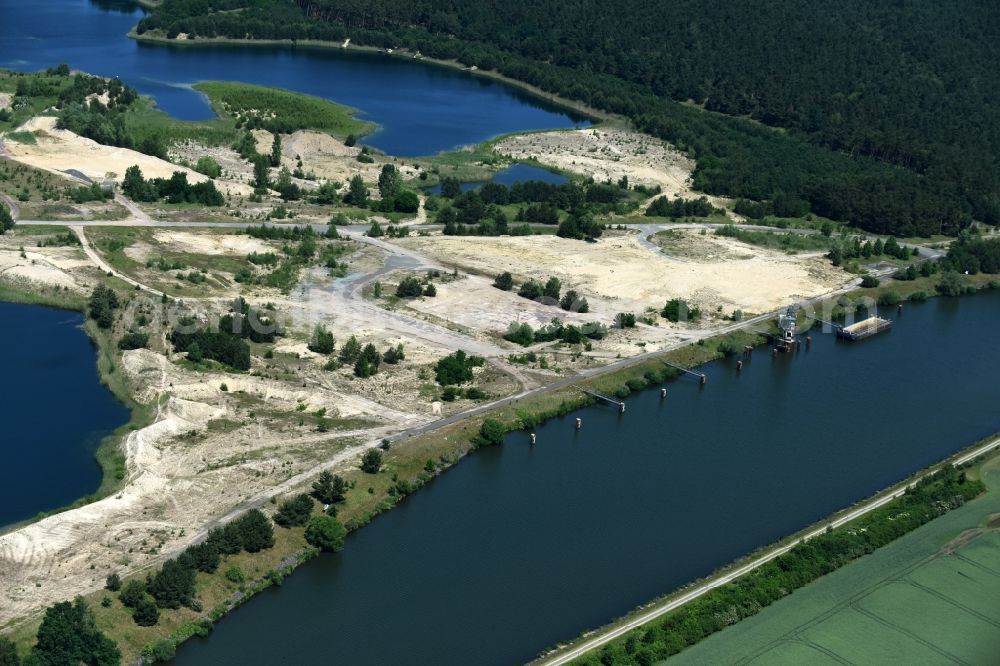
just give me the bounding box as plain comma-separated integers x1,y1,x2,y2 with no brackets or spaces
0,249,82,291
151,230,273,256
400,273,598,333
494,127,694,197
168,141,254,185
0,93,12,110
396,231,848,316
6,117,252,196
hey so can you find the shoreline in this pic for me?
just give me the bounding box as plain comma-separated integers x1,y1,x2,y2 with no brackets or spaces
128,31,610,127
1,275,997,658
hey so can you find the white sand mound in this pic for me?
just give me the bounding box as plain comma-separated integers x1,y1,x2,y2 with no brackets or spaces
7,117,252,196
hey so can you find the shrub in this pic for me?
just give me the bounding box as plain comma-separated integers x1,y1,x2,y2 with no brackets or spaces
662,298,701,323
395,276,424,297
493,272,514,291
151,639,176,663
877,290,902,306
118,332,149,350
105,572,121,591
225,566,246,584
477,418,506,447
615,312,637,328
860,275,880,288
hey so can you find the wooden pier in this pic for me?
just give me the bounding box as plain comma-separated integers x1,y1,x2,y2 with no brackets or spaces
661,360,707,384
575,387,626,413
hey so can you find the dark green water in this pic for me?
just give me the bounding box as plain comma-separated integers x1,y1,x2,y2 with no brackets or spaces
0,303,129,527
175,292,1000,665
0,1,587,155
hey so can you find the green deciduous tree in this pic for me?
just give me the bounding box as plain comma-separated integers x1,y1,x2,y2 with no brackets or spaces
360,448,382,474
304,515,347,552
478,418,506,447
434,350,484,385
378,163,402,198
662,298,701,323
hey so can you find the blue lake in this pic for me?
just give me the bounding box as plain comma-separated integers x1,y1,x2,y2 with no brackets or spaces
0,303,129,527
0,0,588,156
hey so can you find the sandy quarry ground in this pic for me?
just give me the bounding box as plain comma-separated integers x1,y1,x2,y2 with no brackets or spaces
395,229,849,318
0,93,12,111
278,130,421,187
0,229,521,626
0,233,93,293
494,127,695,198
0,344,421,627
6,117,252,197
170,129,420,203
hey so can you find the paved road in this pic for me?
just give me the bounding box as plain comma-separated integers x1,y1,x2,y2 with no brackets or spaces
534,434,1000,666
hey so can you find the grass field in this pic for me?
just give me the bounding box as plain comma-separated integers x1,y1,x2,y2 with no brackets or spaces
667,452,1000,665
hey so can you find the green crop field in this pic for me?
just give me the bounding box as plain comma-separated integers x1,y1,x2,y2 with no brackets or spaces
667,453,1000,665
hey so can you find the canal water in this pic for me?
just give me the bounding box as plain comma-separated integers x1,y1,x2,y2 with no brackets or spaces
175,292,1000,665
0,0,587,156
0,303,129,527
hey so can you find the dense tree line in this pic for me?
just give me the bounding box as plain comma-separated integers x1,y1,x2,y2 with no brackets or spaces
646,196,721,219
943,231,1000,275
140,0,1000,236
170,318,252,370
122,165,224,206
504,319,607,347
